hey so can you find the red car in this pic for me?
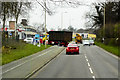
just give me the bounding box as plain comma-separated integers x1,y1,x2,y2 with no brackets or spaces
66,44,79,54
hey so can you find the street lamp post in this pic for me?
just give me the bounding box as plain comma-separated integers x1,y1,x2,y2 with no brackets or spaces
103,3,106,43
61,1,63,31
44,0,47,48
61,11,63,31
36,0,47,48
61,11,67,30
25,26,27,38
15,22,16,39
50,0,64,31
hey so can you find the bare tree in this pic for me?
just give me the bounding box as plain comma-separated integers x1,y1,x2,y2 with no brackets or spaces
36,0,84,16
68,25,77,32
0,2,12,31
0,1,32,31
85,3,104,29
11,2,31,24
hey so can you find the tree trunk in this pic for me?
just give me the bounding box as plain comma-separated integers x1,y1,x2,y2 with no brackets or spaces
3,3,6,32
15,2,22,24
2,14,6,38
3,17,6,32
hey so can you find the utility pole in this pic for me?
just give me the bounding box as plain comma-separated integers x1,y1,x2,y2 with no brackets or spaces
36,0,47,48
44,0,47,48
61,11,67,31
61,11,63,31
103,4,106,43
15,22,16,39
61,0,63,31
69,14,71,26
50,0,63,31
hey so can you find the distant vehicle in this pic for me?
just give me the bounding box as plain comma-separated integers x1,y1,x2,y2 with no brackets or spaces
69,41,76,44
89,40,95,45
83,40,90,46
66,44,79,54
75,33,82,44
24,38,33,43
48,31,72,47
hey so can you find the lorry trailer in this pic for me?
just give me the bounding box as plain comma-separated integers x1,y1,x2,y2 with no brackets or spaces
48,31,72,47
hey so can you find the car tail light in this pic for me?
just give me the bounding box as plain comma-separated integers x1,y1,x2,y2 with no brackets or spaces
66,47,69,50
76,47,79,50
61,42,64,44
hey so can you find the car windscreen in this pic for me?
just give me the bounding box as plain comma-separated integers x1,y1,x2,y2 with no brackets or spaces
68,44,78,47
84,40,89,42
27,39,32,40
89,40,94,42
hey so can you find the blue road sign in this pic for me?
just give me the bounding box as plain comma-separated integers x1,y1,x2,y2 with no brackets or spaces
35,34,40,40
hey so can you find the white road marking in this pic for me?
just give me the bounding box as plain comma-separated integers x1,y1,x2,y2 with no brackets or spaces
86,59,88,62
84,51,95,79
85,56,87,59
87,62,90,67
2,49,53,74
89,68,93,74
92,76,96,80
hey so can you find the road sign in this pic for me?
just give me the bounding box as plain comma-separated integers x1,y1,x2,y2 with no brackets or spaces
9,21,15,30
35,34,40,40
9,33,12,36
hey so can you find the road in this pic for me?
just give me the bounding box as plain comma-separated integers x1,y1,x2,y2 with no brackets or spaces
2,46,64,78
30,44,119,79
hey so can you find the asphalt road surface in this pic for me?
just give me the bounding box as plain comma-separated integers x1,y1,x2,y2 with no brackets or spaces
30,44,119,79
2,46,64,78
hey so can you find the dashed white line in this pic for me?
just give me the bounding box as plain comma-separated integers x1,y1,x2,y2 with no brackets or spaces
84,54,95,80
86,59,88,62
85,56,87,59
87,62,90,67
92,76,96,80
89,68,93,74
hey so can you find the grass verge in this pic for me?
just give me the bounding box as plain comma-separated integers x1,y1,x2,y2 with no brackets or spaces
95,41,119,57
2,44,51,65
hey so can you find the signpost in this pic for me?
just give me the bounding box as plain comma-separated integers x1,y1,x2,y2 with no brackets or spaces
9,21,16,37
34,34,41,47
9,21,15,30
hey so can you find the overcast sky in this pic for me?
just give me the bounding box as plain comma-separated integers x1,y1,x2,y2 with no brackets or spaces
18,0,105,31
0,0,105,30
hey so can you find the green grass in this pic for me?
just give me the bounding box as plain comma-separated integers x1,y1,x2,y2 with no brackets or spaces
95,41,119,57
2,44,51,65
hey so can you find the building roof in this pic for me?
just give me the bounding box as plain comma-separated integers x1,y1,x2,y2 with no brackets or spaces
24,31,37,35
